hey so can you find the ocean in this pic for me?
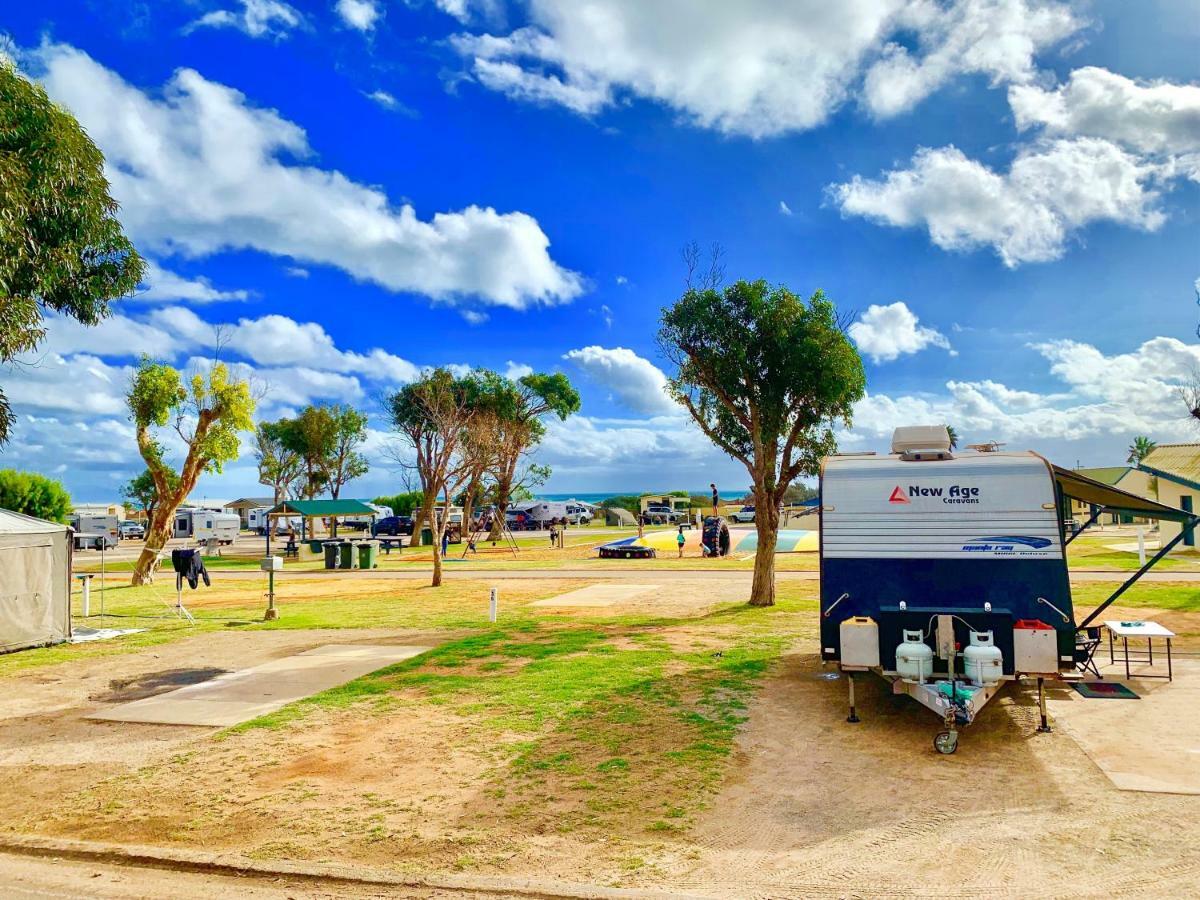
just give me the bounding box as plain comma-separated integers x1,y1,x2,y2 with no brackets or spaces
541,491,745,504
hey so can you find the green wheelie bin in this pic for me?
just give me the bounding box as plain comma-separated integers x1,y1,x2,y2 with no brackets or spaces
322,541,339,569
337,540,355,569
357,540,378,570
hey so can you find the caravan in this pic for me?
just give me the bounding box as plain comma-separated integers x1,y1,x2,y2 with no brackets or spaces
246,506,272,534
69,513,119,550
173,508,240,544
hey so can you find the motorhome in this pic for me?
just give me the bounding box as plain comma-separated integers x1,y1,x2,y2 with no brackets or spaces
820,425,1194,754
510,501,591,527
173,508,240,544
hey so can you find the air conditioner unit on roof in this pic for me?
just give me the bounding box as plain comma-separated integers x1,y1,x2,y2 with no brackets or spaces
891,425,952,455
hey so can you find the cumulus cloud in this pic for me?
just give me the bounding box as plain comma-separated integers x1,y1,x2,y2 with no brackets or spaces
1010,67,1200,157
26,42,582,310
135,260,251,304
562,346,676,415
829,138,1166,266
335,0,380,31
504,360,533,380
849,302,952,363
778,201,794,216
450,0,1083,138
186,0,304,39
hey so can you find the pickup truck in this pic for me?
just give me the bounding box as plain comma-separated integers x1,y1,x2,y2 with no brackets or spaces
643,505,682,524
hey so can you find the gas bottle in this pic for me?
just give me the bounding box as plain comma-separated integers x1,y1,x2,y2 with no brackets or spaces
896,630,933,683
964,631,1003,685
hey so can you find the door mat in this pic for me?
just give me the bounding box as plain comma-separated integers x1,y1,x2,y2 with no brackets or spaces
1073,681,1140,699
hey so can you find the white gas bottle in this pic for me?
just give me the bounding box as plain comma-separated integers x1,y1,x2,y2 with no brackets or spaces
964,631,1003,685
896,630,933,683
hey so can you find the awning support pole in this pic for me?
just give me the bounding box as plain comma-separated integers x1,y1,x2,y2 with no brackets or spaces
1078,518,1200,631
1064,506,1104,546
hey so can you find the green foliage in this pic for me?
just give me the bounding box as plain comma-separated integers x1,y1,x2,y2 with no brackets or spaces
120,467,181,516
273,404,368,499
659,281,865,490
946,425,960,450
373,491,424,516
1127,435,1156,465
0,468,72,523
255,419,302,502
600,495,641,514
0,61,144,444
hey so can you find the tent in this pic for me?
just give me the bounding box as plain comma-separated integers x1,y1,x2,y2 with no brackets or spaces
0,508,71,653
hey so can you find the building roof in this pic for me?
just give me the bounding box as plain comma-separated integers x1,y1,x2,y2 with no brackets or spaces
1073,466,1131,486
268,499,376,517
1137,444,1200,492
225,497,274,508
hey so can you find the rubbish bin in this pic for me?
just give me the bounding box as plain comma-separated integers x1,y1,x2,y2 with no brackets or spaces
323,541,339,569
420,527,433,546
308,539,324,554
357,540,378,570
338,540,355,569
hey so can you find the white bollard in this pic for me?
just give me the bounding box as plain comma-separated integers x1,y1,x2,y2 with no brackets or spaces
79,575,91,617
1137,525,1146,565
489,587,498,623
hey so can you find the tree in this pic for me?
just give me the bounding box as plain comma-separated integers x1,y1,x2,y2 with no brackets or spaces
277,406,337,500
1127,435,1156,465
325,405,369,500
121,467,181,522
659,279,865,607
388,368,476,587
127,359,254,585
0,469,72,523
946,425,960,450
373,491,423,516
255,420,302,505
0,61,144,444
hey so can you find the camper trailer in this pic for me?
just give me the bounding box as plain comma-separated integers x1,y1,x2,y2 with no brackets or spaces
173,508,240,544
246,506,272,534
820,425,1195,754
69,513,119,550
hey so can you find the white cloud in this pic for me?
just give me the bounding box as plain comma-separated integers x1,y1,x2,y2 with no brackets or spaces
778,200,793,216
285,266,309,278
335,0,380,31
614,276,627,286
849,302,952,363
363,89,416,116
1010,67,1200,157
504,360,533,380
187,0,304,39
829,138,1166,266
27,42,582,310
562,346,676,415
450,0,1084,138
136,259,251,303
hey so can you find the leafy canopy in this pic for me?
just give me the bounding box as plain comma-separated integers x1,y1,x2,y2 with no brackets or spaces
0,60,144,443
659,280,865,491
121,467,181,515
0,469,72,523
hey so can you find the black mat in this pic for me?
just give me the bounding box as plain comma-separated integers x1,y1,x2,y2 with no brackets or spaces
1072,681,1139,699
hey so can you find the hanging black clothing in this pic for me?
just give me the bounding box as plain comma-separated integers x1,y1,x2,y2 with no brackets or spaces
171,548,211,589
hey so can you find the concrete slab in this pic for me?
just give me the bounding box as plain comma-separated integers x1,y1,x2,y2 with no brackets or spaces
89,644,430,727
530,583,662,607
1047,659,1200,795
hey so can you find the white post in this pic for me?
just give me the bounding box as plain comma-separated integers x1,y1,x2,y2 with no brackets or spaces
489,587,498,623
1137,525,1146,565
80,575,90,617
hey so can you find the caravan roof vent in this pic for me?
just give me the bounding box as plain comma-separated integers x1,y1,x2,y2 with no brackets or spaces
891,425,953,461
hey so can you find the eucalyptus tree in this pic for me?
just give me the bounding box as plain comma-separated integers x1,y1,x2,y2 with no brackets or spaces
127,359,255,584
0,61,143,443
659,280,865,607
255,419,302,505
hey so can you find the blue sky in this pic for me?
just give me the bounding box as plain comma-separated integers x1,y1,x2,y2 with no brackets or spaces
3,0,1200,502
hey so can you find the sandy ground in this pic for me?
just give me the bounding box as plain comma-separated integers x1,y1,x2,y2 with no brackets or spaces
3,594,1199,896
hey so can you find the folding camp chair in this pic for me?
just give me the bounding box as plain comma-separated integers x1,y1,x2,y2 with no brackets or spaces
1075,626,1103,678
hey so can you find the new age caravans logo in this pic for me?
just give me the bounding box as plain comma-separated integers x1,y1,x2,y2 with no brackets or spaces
889,484,981,505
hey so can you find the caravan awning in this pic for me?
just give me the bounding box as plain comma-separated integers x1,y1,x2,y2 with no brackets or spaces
1052,465,1195,523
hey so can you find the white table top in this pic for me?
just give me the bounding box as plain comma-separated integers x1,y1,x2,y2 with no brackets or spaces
1105,620,1175,638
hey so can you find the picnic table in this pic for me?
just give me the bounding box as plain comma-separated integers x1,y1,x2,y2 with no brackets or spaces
1105,620,1175,681
376,537,404,554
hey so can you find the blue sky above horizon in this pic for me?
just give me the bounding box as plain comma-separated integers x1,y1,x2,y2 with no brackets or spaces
3,0,1200,502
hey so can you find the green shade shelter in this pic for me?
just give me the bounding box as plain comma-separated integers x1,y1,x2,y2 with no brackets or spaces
267,499,378,545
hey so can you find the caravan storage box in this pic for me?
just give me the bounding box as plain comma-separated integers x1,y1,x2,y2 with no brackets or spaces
839,617,880,668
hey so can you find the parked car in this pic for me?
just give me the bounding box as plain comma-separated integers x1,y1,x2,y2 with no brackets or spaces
731,505,756,523
643,505,682,524
565,503,593,525
373,515,414,537
118,520,146,539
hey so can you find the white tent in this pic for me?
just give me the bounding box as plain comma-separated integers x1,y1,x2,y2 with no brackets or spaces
0,508,71,653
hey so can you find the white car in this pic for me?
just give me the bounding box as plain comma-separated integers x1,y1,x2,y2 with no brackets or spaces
731,505,756,523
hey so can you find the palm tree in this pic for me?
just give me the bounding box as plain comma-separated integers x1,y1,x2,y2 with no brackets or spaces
946,425,959,450
1127,436,1156,465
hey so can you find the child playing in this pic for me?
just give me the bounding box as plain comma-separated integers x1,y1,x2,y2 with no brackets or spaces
676,526,685,558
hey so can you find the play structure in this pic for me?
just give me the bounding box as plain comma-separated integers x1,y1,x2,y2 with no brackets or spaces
820,426,1197,754
597,523,818,557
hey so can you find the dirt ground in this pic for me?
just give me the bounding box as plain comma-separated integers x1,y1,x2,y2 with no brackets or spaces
3,596,1200,897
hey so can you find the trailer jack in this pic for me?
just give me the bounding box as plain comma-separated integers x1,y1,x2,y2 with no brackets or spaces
934,708,959,755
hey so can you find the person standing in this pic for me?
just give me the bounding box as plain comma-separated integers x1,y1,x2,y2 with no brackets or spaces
710,483,720,518
676,524,686,558
636,512,645,540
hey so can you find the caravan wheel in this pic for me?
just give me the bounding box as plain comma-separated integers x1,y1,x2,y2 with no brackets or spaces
933,730,959,755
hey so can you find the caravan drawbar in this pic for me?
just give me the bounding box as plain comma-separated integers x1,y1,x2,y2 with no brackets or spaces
819,426,1195,754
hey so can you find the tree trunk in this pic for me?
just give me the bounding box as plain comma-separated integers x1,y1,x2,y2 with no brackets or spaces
748,491,778,607
489,473,512,541
131,503,174,586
